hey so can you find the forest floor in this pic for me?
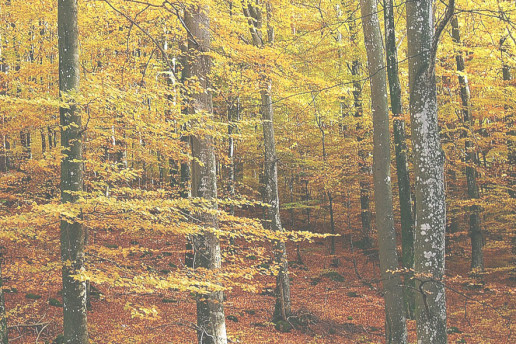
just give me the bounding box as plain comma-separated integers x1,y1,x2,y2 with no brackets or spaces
2,227,515,344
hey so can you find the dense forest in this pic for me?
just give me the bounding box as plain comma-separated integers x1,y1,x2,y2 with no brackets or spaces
0,0,514,343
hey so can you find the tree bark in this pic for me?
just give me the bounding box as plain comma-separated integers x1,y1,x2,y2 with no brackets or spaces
58,0,89,343
384,0,415,318
243,1,292,322
360,0,407,342
315,112,337,258
184,5,227,344
262,83,292,322
406,0,450,342
451,16,483,271
227,97,239,216
0,252,7,344
500,32,516,256
349,11,372,248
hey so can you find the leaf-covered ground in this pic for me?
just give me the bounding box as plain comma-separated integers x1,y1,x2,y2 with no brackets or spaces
2,228,514,344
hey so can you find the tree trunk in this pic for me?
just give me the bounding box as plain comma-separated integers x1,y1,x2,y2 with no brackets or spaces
451,16,483,271
360,0,407,342
227,97,239,216
406,0,450,342
349,11,372,248
58,0,89,343
184,6,227,344
0,252,7,344
41,129,47,154
261,83,292,322
500,32,516,257
20,131,31,161
243,1,292,322
384,0,415,319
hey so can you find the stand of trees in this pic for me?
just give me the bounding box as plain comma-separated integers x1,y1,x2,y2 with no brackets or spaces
0,0,514,343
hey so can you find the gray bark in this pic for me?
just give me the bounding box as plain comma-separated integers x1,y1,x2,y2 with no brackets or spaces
315,113,336,258
406,0,450,342
262,85,292,321
500,35,515,200
58,0,89,343
184,6,227,344
349,11,372,248
243,1,292,322
500,34,516,255
0,252,7,344
227,97,239,216
450,16,483,271
360,0,407,342
384,0,415,318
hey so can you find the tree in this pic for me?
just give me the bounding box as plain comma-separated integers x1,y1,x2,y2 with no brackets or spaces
406,0,454,342
384,0,415,318
348,8,373,249
450,15,483,271
360,0,407,341
0,250,7,344
243,1,292,323
58,0,89,342
184,4,228,344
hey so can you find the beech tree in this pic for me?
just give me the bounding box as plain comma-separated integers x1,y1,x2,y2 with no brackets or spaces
406,0,454,342
1,0,515,343
0,253,6,344
184,5,227,344
384,0,415,318
360,0,407,341
58,0,89,342
243,1,292,323
450,15,484,271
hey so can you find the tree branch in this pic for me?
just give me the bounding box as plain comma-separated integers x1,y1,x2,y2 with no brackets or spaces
430,0,455,73
102,0,180,83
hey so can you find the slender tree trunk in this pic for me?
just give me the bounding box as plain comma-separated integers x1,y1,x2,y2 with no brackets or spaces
243,1,292,322
451,16,483,271
360,0,407,342
303,179,311,230
261,82,292,322
500,33,516,256
58,0,88,343
349,11,372,248
289,173,303,264
406,0,451,342
48,126,54,150
20,131,31,161
184,6,227,344
315,112,337,261
227,97,239,216
0,252,7,344
179,44,194,268
384,0,415,319
41,129,46,154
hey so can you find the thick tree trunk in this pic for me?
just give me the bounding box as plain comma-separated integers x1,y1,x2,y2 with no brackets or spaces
384,0,415,319
451,16,483,271
406,0,449,342
58,0,89,343
184,6,227,344
360,0,407,342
